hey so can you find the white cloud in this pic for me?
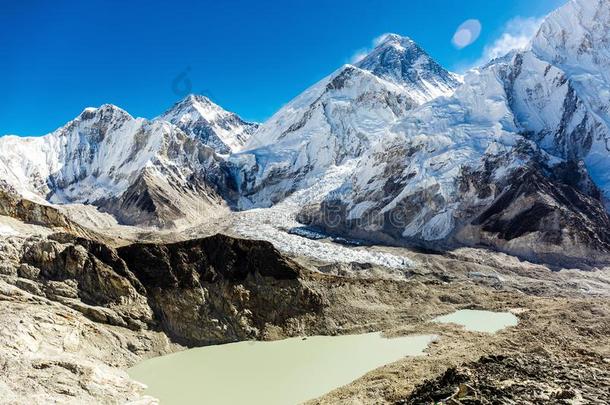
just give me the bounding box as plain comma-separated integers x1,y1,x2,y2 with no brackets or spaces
452,19,482,49
474,16,544,67
349,33,398,64
350,49,368,64
373,33,394,46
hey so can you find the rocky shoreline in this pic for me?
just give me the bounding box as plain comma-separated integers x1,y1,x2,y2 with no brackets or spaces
1,223,609,404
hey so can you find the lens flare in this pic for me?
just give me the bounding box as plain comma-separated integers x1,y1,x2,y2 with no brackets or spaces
452,19,482,48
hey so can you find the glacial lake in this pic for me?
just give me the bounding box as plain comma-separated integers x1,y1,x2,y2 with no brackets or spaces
128,332,434,405
433,309,519,333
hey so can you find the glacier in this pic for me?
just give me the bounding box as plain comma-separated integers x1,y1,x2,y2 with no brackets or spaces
1,0,610,267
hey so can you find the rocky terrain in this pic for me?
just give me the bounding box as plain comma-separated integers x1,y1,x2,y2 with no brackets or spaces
1,0,610,403
1,196,609,403
0,211,610,403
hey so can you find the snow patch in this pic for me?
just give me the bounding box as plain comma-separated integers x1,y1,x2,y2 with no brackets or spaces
0,224,18,237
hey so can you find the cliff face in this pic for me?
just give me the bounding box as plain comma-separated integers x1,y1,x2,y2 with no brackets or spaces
0,188,113,243
5,232,325,346
117,234,325,345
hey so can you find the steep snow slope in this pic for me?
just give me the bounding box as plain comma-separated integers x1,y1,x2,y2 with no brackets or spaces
0,105,152,203
235,65,417,207
159,94,258,154
302,0,610,266
0,105,232,227
354,34,461,101
238,35,461,207
499,49,610,199
528,0,610,202
244,65,415,152
301,63,523,239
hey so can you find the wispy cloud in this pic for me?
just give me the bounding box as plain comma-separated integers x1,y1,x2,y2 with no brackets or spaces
350,50,369,64
373,33,394,46
349,33,396,64
473,16,544,67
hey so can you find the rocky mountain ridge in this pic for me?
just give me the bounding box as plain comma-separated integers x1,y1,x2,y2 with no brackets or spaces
3,231,325,346
0,103,238,228
300,0,610,266
1,0,609,267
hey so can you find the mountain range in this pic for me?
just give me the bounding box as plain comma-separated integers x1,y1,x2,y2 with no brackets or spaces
1,0,609,267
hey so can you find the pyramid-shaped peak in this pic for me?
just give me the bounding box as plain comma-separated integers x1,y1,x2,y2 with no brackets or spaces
185,94,212,104
355,34,459,93
158,94,257,154
174,94,215,109
375,33,416,48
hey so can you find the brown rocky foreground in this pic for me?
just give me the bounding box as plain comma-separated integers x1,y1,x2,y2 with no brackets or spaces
0,226,609,404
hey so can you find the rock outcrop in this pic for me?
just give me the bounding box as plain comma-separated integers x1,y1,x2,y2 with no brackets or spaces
0,279,173,404
0,187,111,243
1,232,325,346
117,234,325,345
403,353,610,404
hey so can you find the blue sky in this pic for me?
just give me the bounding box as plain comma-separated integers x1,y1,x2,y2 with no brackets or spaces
1,0,564,136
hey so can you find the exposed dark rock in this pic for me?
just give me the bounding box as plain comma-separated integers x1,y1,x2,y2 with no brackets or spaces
459,166,610,267
117,234,325,345
401,353,610,404
0,187,109,242
97,136,238,228
118,234,302,285
354,34,460,91
19,235,153,330
11,232,325,346
302,158,610,268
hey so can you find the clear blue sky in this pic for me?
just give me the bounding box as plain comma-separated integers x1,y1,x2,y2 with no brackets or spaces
1,0,564,136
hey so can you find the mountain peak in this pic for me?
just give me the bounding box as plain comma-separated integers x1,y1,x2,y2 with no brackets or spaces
183,93,213,106
77,104,132,122
374,33,415,49
161,94,222,121
159,94,257,154
355,34,459,98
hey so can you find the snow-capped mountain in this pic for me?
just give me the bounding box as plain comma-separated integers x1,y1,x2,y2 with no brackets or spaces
1,0,609,267
354,34,461,101
0,104,233,227
159,94,258,154
301,0,610,265
237,34,461,207
528,0,610,204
